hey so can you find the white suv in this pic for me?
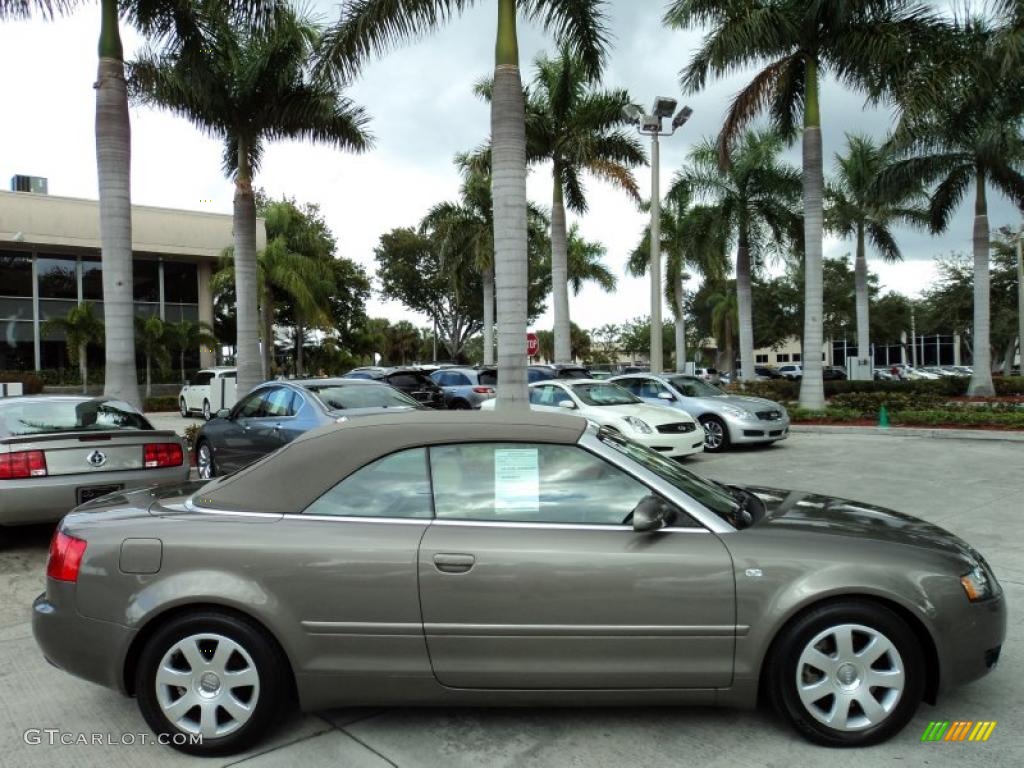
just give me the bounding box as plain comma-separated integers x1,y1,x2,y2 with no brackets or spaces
178,367,237,420
778,364,803,380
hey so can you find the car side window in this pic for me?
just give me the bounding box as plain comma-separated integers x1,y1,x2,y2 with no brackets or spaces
450,372,471,386
429,443,659,526
304,448,432,519
639,379,667,399
192,372,213,386
263,388,298,417
618,378,642,395
234,390,268,418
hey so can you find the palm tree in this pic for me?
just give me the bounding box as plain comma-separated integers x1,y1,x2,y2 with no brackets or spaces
164,319,218,384
674,131,800,382
628,188,730,373
565,224,615,296
826,134,926,368
321,0,608,409
41,302,104,395
884,14,1024,396
707,286,738,378
522,49,644,363
2,0,278,410
134,314,169,399
665,0,939,408
130,2,371,397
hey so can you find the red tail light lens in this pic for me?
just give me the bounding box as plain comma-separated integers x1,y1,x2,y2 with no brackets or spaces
0,450,47,479
473,387,496,395
47,530,87,582
143,442,184,468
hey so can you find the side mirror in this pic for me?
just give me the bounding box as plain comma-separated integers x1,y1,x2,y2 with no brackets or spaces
657,391,675,401
216,408,231,420
631,495,673,533
557,399,576,409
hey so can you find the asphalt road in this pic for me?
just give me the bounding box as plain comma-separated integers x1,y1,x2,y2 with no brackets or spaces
1,429,1021,767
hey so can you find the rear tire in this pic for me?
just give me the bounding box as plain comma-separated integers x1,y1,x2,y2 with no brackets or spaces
179,399,189,418
196,440,216,480
450,399,471,410
768,600,924,747
699,415,730,452
202,400,212,421
136,611,288,756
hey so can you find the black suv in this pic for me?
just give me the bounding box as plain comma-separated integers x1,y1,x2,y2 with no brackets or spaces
342,367,446,408
528,363,592,382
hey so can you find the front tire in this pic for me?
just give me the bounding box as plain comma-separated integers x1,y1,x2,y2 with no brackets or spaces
179,398,189,418
202,399,212,421
196,440,216,480
768,601,924,747
135,611,288,756
699,415,730,452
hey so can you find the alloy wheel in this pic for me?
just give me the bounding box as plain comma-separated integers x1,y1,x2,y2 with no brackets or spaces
203,400,211,421
795,623,905,732
154,633,260,740
179,399,188,418
197,443,214,480
702,418,724,450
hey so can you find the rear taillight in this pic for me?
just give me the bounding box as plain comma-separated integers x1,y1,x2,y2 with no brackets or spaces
0,450,47,479
473,387,496,395
47,530,87,582
143,443,184,468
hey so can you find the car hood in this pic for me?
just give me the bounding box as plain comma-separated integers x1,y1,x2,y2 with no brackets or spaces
595,403,695,424
690,394,783,412
745,485,981,563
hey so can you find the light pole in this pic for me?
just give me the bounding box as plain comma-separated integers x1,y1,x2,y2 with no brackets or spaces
623,98,692,374
1017,218,1023,374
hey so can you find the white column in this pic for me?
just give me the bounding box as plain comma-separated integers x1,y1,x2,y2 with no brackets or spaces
197,260,215,368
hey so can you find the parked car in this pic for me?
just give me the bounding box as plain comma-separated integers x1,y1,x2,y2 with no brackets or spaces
755,366,783,379
429,367,496,409
343,367,446,408
178,367,237,421
874,368,897,381
611,373,789,452
482,379,704,458
529,363,592,381
35,411,1005,755
822,365,848,381
692,366,720,383
777,364,803,380
193,378,421,479
0,396,187,525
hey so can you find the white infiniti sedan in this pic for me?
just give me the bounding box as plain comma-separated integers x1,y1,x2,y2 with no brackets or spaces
483,379,705,458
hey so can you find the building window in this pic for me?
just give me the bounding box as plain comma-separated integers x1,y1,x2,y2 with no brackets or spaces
163,261,198,304
0,251,33,297
755,354,768,364
0,319,34,370
793,353,802,362
777,353,790,363
133,260,160,302
82,258,103,300
37,255,78,299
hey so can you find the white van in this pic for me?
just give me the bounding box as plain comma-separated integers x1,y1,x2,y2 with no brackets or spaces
178,367,238,420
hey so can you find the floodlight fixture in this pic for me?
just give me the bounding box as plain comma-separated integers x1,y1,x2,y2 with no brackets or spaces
653,96,678,119
672,105,693,130
621,104,644,124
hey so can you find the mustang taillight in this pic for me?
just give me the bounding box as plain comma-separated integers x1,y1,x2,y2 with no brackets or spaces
0,450,48,479
143,443,184,468
473,387,496,394
47,530,87,582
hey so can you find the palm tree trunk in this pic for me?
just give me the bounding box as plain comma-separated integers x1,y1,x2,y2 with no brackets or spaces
798,57,826,410
260,292,273,378
296,318,305,377
724,316,734,380
551,168,572,363
145,354,152,399
179,350,185,384
854,222,870,366
96,0,140,409
969,170,995,396
491,0,529,409
233,137,262,396
79,343,88,396
482,263,495,366
736,228,755,382
674,271,686,373
1003,337,1016,377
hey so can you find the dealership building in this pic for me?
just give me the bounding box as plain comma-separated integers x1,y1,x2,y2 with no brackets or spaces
0,179,265,374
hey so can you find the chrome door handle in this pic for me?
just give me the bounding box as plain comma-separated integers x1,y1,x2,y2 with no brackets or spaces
433,553,475,574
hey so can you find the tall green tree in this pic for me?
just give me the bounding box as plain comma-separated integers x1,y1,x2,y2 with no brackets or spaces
41,302,104,395
826,133,926,367
164,319,217,384
884,13,1024,395
322,0,609,408
666,0,938,407
565,223,615,296
130,2,371,396
521,49,644,363
134,314,169,399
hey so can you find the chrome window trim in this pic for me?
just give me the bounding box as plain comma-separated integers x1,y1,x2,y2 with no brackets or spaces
430,519,706,533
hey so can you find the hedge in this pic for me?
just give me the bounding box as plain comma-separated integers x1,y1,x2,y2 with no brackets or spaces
790,406,1024,430
0,372,44,395
143,396,180,412
727,376,1024,402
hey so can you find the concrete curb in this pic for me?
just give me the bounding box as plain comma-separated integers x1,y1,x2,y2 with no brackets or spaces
790,424,1024,442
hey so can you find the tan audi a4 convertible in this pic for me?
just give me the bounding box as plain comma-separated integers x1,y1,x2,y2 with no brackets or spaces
33,412,1005,755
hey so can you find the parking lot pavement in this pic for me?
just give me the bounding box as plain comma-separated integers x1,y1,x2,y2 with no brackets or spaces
0,432,1020,767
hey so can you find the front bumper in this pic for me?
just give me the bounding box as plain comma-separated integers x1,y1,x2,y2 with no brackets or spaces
631,429,706,457
0,465,189,525
938,593,1007,692
32,583,135,695
724,415,790,445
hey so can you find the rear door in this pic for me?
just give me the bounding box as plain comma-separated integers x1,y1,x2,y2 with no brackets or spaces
418,441,736,690
213,389,272,472
185,371,213,411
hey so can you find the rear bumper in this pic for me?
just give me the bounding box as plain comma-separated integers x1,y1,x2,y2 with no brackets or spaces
0,466,189,525
32,584,134,695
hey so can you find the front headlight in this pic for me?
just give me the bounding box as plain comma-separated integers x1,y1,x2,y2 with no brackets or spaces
960,564,996,602
623,416,653,434
720,406,754,421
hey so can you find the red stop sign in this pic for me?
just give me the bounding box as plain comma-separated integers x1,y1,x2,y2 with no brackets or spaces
526,332,539,357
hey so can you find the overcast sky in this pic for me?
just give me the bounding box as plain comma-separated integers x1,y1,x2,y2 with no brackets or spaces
1,1,1019,333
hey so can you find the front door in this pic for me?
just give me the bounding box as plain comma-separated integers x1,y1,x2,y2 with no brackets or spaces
418,442,736,690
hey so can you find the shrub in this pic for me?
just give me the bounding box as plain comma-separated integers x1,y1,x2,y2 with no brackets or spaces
829,391,944,415
0,372,44,395
994,376,1024,396
183,423,201,451
144,395,180,412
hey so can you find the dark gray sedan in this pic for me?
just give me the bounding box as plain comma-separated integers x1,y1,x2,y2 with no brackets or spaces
193,378,421,478
34,412,1004,756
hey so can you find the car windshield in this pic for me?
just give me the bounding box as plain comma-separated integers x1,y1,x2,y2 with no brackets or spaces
596,427,751,528
305,385,419,411
0,399,151,436
571,383,640,406
668,376,724,398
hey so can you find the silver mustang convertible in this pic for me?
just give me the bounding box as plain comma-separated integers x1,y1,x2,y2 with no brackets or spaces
33,412,1004,755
